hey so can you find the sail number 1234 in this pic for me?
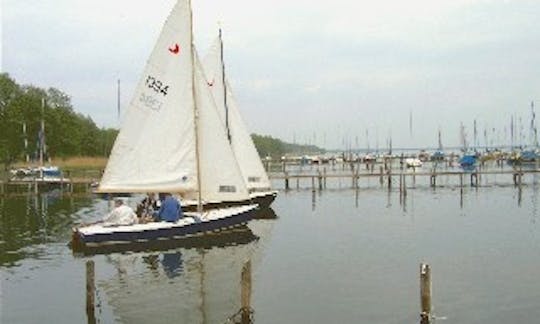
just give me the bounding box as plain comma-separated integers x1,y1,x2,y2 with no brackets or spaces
145,75,169,96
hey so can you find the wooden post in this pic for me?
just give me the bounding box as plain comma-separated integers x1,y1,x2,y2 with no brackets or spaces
387,169,392,189
379,166,384,185
241,260,252,324
403,174,407,197
318,171,323,191
399,172,403,197
311,176,315,192
296,177,299,189
323,168,327,189
86,260,96,324
519,165,523,187
284,172,289,190
420,263,432,324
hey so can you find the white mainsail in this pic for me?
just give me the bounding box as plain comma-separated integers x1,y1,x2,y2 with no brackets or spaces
202,34,272,193
98,0,249,204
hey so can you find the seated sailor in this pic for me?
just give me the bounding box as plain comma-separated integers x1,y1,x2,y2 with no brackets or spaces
157,193,183,222
102,198,138,226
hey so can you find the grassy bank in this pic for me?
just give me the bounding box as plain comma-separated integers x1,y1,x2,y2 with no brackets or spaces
9,156,108,169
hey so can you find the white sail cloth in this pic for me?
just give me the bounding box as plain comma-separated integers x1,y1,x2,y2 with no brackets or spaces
98,0,250,204
202,36,272,193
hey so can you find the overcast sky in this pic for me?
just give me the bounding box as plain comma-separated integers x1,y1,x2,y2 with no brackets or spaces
2,0,540,150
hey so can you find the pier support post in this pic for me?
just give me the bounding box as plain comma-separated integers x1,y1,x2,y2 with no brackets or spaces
420,263,432,324
387,169,392,189
403,174,407,197
311,176,315,192
284,172,289,190
379,166,384,186
318,171,323,191
430,174,436,188
241,260,252,324
86,260,96,324
470,173,478,187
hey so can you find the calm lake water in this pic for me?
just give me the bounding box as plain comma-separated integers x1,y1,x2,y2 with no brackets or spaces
2,166,540,323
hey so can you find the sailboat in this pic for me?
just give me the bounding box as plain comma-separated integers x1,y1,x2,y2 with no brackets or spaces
10,99,69,185
200,29,277,209
72,0,258,246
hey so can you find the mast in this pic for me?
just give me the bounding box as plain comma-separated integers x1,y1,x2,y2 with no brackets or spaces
189,0,203,213
39,98,45,167
437,128,442,151
23,122,29,162
219,28,231,143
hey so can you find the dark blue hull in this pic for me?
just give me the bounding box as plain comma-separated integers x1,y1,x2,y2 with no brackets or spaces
71,225,259,256
72,206,257,246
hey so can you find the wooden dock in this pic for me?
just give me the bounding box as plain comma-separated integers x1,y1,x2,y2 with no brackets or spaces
269,167,535,190
0,178,96,196
1,163,535,195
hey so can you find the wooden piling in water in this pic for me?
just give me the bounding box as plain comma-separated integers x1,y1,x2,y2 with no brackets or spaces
241,260,252,323
311,176,315,192
379,166,384,185
471,172,478,187
284,172,289,190
420,263,432,324
318,171,323,190
403,174,407,197
86,260,96,324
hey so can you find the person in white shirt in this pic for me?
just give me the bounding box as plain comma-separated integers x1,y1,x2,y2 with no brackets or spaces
102,198,138,226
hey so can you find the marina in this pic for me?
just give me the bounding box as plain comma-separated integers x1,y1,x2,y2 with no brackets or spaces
2,176,540,323
4,0,540,322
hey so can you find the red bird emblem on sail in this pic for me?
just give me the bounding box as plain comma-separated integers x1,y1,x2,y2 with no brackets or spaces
168,43,180,55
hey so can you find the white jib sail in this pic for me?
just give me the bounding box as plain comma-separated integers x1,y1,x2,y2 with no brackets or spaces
99,0,197,193
202,36,272,192
191,52,250,203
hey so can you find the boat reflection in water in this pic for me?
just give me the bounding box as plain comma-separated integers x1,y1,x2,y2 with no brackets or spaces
79,207,277,324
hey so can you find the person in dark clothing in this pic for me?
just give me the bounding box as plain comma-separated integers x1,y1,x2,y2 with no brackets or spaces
158,193,182,222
